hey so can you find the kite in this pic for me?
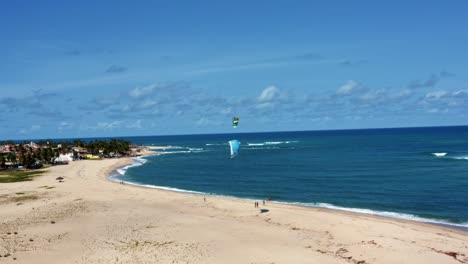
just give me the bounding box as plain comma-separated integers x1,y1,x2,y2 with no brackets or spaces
232,116,239,128
228,140,240,158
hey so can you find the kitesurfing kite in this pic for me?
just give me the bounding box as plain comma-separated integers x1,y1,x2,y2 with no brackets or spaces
228,140,240,158
232,116,239,128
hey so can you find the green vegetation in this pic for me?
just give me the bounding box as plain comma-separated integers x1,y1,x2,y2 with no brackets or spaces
0,139,132,169
38,185,55,189
12,194,39,203
0,193,40,205
0,170,46,183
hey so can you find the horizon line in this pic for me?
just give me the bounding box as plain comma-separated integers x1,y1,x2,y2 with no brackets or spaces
3,124,468,142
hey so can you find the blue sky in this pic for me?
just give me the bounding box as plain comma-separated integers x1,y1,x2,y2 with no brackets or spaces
1,1,468,140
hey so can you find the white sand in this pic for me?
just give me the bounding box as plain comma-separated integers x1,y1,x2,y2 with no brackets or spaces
1,158,467,264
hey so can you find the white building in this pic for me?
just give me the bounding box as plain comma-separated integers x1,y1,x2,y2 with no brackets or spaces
55,153,74,163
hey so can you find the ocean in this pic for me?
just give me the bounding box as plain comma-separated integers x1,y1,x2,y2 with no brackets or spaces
110,126,468,229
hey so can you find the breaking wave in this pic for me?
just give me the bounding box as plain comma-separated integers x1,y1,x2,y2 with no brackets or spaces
431,152,468,160
247,141,299,146
114,157,148,176
282,202,468,229
451,156,468,160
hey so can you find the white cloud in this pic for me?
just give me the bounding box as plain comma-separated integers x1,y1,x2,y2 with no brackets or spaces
258,86,280,102
96,121,124,130
424,91,448,101
128,84,159,98
221,107,233,114
337,80,358,95
17,125,41,134
420,89,468,113
58,122,73,131
126,119,142,129
254,85,287,111
120,104,132,112
196,117,209,126
140,99,158,109
357,89,386,104
345,115,362,121
310,116,332,122
255,102,274,110
392,89,412,99
453,89,468,97
428,108,448,113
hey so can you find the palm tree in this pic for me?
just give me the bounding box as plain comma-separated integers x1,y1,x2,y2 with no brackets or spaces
7,153,15,164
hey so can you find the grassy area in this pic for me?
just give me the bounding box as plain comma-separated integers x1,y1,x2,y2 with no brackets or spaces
0,193,40,204
38,185,55,189
12,194,39,203
0,170,46,183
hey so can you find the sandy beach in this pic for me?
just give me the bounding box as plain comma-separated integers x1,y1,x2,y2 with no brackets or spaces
1,157,467,264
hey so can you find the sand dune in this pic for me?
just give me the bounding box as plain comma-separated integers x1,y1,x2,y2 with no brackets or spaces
1,158,467,263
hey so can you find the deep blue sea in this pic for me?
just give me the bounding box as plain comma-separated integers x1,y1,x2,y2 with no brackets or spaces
110,127,468,229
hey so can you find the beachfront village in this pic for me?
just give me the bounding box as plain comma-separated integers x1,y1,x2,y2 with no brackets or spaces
0,139,144,170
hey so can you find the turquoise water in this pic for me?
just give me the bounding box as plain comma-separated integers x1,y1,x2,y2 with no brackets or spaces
112,127,468,229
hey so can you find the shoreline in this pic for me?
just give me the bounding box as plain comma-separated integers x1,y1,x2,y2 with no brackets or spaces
109,155,468,233
2,157,467,263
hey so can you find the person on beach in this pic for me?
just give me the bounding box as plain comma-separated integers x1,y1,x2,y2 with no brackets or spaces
263,200,265,205
204,197,206,203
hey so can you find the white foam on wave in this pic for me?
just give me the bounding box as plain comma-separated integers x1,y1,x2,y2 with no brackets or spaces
112,156,150,177
188,148,203,151
452,156,468,160
205,143,228,146
247,141,299,146
266,141,299,144
109,163,468,230
430,152,468,160
244,147,281,150
109,179,207,195
157,149,207,155
147,145,185,150
157,150,192,155
265,141,283,145
247,143,265,146
281,201,468,229
134,157,148,164
117,163,141,175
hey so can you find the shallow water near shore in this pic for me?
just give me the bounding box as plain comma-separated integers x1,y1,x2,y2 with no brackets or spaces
111,126,468,229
